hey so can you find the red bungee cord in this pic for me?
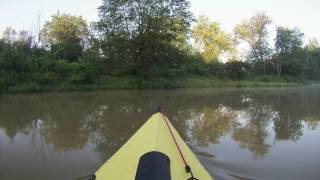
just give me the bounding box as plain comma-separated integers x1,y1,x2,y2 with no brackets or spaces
158,107,198,180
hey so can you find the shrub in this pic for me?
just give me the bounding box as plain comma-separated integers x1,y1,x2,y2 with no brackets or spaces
67,60,100,84
208,62,226,78
225,61,249,79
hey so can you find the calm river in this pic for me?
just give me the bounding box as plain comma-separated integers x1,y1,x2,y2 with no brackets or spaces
1,86,320,180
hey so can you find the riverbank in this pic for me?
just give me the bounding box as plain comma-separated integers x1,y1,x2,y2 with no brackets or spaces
2,76,303,94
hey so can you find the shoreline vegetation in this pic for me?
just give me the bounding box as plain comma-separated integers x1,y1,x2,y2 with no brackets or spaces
1,0,319,94
5,76,303,94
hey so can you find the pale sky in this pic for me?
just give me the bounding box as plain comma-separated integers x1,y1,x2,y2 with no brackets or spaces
0,0,319,43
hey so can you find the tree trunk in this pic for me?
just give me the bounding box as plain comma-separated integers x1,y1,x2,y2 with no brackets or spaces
277,57,280,78
276,56,282,78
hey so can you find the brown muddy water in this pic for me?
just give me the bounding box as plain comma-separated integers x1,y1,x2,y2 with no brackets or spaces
0,86,320,180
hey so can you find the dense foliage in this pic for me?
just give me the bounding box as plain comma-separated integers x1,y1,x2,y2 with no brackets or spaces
192,15,234,62
96,0,193,76
0,1,320,92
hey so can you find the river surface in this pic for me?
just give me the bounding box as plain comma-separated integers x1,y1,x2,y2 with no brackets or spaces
1,86,320,180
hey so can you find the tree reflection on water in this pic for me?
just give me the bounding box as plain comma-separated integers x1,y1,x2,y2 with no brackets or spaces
0,87,320,161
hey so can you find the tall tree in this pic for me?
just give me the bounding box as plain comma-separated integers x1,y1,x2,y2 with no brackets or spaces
192,15,233,63
2,27,17,44
2,28,33,47
234,12,272,74
96,0,193,75
41,12,89,61
275,27,304,54
305,38,320,80
274,27,304,77
305,38,320,51
17,30,33,48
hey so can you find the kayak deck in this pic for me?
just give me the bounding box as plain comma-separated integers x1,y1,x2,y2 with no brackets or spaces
94,112,213,180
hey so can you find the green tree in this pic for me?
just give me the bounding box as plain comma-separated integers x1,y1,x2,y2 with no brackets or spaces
192,15,233,63
275,27,304,77
0,28,34,90
275,27,304,54
41,12,89,61
305,38,320,80
234,12,272,74
96,0,193,75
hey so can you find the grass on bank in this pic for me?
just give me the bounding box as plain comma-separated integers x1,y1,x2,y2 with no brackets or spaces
4,76,302,94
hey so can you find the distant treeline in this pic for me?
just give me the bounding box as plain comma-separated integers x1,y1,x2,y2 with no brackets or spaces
1,0,320,92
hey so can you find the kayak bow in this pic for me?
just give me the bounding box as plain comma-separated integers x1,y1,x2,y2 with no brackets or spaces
93,112,213,180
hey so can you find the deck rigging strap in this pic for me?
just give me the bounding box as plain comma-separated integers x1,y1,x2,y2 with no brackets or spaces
158,107,199,180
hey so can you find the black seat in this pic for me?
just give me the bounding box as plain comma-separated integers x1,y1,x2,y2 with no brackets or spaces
135,151,171,180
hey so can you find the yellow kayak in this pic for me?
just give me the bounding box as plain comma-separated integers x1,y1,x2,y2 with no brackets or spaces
92,112,213,180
